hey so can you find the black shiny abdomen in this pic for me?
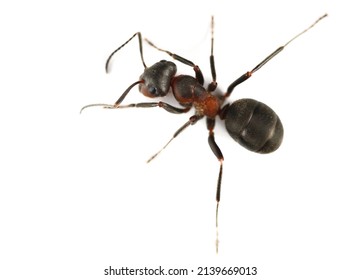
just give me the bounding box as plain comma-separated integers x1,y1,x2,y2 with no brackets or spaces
225,98,283,153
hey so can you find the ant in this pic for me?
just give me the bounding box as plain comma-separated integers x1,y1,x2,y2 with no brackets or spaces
81,14,327,253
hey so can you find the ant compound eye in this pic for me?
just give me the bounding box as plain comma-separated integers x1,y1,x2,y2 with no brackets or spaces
139,83,160,98
148,86,157,95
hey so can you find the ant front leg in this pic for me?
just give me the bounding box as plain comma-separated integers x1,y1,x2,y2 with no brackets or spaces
80,101,190,115
206,117,224,254
105,101,191,114
144,39,205,86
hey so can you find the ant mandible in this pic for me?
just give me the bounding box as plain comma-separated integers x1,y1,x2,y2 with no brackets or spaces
81,14,327,253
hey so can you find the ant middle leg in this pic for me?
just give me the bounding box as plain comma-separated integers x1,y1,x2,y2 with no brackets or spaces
207,16,218,93
147,114,203,163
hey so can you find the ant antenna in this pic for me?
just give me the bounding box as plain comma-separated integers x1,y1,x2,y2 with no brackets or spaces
80,80,143,114
80,103,114,114
105,32,147,73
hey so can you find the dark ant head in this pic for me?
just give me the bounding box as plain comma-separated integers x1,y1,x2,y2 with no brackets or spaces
139,60,177,98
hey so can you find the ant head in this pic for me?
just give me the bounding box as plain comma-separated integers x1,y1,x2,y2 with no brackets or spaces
139,60,177,98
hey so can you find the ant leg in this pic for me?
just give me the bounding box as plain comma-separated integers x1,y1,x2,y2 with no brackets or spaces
80,76,191,114
206,117,224,254
225,14,328,98
81,101,190,114
108,101,190,114
208,16,217,92
147,115,202,163
105,32,147,73
144,39,205,86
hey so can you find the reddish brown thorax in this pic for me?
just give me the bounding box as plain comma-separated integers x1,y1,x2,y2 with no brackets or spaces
171,75,221,118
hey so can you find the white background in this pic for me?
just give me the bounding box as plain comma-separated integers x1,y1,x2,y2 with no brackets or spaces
1,0,359,279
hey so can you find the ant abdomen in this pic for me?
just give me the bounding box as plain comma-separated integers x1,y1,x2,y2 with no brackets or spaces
224,98,283,153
